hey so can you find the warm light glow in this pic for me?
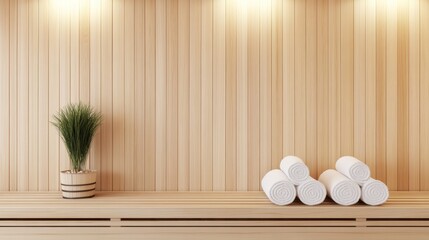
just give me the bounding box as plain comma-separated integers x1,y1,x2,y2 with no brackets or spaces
51,0,80,13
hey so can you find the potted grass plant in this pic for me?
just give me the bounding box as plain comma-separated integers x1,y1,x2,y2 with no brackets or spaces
52,103,102,199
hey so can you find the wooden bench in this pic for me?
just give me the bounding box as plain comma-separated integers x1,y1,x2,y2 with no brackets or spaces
0,191,428,239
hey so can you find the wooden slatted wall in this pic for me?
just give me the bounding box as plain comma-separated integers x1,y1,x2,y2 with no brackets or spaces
0,0,428,191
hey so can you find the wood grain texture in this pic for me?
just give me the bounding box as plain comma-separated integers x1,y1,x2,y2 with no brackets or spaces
1,0,428,191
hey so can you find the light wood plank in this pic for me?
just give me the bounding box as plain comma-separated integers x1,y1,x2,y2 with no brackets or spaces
328,0,341,169
213,0,226,191
386,0,398,190
226,0,237,191
166,0,178,191
306,0,317,177
177,0,190,191
79,0,90,171
201,0,213,191
38,0,49,191
17,0,29,191
271,0,283,170
376,0,387,183
294,0,306,161
409,0,420,191
236,0,247,191
155,0,167,191
283,0,294,157
354,0,366,162
190,0,202,191
112,0,125,191
317,0,329,176
247,0,260,191
101,0,113,191
421,0,429,191
145,0,156,191
9,0,18,191
397,0,409,191
70,0,79,103
124,0,135,191
134,0,145,191
79,0,90,106
90,0,102,190
59,0,70,176
365,0,377,181
49,0,60,191
28,0,39,191
0,0,10,191
259,0,272,182
340,0,354,156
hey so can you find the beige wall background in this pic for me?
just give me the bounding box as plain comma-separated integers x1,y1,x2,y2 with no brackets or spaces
0,0,428,192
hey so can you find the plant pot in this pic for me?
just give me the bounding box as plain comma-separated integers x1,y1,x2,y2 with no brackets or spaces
60,170,96,199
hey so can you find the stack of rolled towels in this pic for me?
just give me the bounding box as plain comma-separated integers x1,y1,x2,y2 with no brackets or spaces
319,156,389,206
261,156,327,206
262,155,389,206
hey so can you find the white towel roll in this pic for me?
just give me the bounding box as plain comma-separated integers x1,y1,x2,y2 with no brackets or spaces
280,156,310,185
296,177,327,206
335,156,371,185
361,178,389,206
261,169,296,205
318,169,361,206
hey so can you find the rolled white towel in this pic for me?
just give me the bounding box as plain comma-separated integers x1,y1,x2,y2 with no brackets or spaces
318,169,361,206
261,169,296,205
336,156,371,185
296,177,327,206
361,178,389,206
280,156,310,185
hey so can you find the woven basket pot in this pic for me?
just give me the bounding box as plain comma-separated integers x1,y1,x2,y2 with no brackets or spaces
60,171,96,199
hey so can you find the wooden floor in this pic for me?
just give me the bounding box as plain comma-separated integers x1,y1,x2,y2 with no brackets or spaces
0,191,428,239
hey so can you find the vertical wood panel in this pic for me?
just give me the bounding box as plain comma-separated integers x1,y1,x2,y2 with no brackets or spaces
2,0,429,192
354,0,366,162
48,0,60,191
397,0,409,191
420,0,429,191
386,0,398,190
112,0,125,191
226,0,237,191
247,0,259,191
328,0,341,169
177,0,190,191
134,0,145,191
271,0,283,170
409,0,420,191
166,0,178,191
294,0,306,161
190,0,202,191
260,0,272,182
90,0,101,190
317,0,328,176
9,0,18,191
144,0,156,191
283,0,294,157
59,0,70,176
306,0,317,177
340,0,354,157
365,0,377,179
0,0,10,191
155,0,167,191
101,0,113,191
201,0,213,191
213,0,226,191
236,0,247,191
38,0,49,191
124,0,135,191
17,0,29,190
376,0,387,183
